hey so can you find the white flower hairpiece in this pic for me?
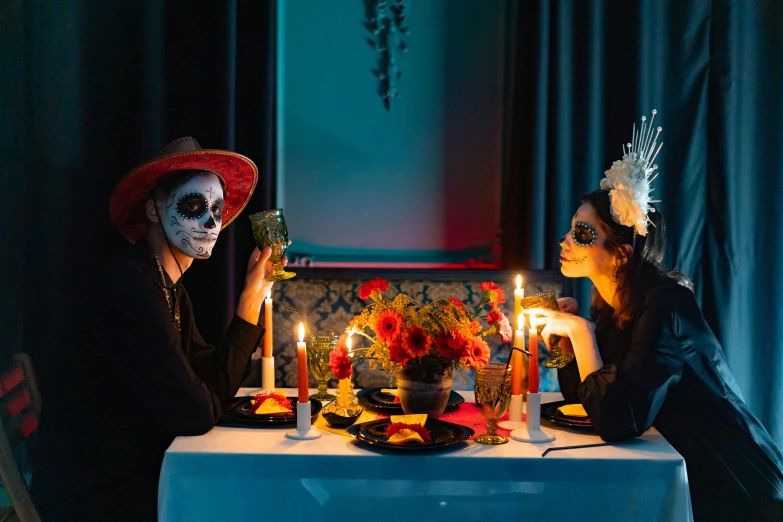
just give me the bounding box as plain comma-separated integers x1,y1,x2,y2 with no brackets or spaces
599,110,663,237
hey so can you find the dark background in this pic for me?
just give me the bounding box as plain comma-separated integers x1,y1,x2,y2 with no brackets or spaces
2,0,782,444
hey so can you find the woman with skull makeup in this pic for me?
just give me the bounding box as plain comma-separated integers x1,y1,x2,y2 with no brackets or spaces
32,138,277,521
525,115,783,521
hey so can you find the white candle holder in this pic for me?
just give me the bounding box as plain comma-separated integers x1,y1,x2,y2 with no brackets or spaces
285,401,321,440
261,356,275,392
510,392,555,443
498,394,525,430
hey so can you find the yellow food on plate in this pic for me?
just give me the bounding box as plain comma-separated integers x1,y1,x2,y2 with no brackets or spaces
390,414,427,426
381,388,399,397
387,414,428,443
253,401,291,415
250,390,292,415
557,404,588,418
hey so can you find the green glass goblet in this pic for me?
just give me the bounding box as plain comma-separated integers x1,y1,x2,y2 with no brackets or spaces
248,209,296,282
307,332,337,401
474,363,513,445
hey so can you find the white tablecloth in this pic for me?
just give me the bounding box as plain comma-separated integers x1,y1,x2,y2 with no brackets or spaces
158,388,692,521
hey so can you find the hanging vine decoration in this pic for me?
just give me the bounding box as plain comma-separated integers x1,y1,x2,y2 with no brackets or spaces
364,0,409,110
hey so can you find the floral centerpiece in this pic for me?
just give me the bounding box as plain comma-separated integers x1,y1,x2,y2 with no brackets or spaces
347,278,512,417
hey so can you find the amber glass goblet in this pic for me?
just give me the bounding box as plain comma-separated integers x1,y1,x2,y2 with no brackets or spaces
474,363,513,445
307,332,337,401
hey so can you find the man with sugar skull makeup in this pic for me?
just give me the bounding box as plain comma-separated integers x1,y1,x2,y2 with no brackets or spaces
32,138,279,521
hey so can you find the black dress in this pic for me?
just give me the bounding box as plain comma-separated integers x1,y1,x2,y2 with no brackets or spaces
31,240,265,521
558,282,783,521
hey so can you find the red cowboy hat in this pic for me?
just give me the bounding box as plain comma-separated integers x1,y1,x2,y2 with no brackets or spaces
109,137,258,243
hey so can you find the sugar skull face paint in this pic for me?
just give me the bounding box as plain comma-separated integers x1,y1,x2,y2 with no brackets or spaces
572,221,598,247
162,172,224,258
559,203,618,280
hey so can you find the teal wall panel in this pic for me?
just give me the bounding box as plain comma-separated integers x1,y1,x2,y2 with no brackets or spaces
278,0,509,265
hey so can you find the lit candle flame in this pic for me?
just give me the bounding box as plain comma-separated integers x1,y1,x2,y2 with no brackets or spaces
298,322,305,342
517,313,525,331
346,334,352,351
516,274,522,290
266,290,271,299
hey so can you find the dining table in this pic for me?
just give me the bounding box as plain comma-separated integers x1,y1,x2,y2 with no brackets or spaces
158,388,692,521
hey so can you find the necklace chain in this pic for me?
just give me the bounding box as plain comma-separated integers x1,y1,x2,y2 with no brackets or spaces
153,255,181,331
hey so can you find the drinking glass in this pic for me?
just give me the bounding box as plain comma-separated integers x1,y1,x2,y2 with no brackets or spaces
307,332,338,401
248,209,296,282
520,291,575,369
474,363,513,445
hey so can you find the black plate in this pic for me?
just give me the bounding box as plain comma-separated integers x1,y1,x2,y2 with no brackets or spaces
370,389,399,405
540,400,595,432
346,419,474,452
357,388,465,415
218,397,322,428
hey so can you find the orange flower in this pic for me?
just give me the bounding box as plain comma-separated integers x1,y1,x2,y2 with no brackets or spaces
468,337,491,368
375,309,403,343
403,325,432,359
435,333,470,359
388,339,411,365
470,321,482,334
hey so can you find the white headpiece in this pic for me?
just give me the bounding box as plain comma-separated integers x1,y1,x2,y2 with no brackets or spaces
599,110,663,237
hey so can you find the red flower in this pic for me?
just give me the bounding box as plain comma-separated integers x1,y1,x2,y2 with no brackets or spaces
480,281,506,304
385,422,432,442
329,342,353,380
359,278,389,300
468,337,491,368
498,315,513,343
487,308,503,325
435,333,470,359
403,325,432,359
388,339,411,365
447,297,466,310
375,309,403,343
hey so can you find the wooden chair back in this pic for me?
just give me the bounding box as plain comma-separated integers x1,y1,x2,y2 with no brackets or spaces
0,353,42,522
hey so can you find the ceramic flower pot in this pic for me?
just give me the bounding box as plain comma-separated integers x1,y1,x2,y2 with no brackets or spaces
396,357,453,419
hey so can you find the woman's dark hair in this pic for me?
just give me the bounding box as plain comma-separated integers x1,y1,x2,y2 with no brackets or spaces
582,190,692,329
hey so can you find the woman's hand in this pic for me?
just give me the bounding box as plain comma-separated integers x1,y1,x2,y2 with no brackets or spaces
552,298,578,353
557,297,579,315
524,307,591,352
524,307,602,379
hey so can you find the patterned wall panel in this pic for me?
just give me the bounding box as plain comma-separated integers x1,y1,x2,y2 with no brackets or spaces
249,270,569,392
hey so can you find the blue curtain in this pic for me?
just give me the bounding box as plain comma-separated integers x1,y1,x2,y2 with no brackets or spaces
0,0,276,394
501,0,783,443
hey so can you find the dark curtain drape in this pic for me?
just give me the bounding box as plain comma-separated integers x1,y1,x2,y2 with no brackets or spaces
0,0,276,395
502,0,783,444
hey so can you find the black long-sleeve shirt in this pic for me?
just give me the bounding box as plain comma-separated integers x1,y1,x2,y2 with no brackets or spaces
558,282,783,521
31,240,264,521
